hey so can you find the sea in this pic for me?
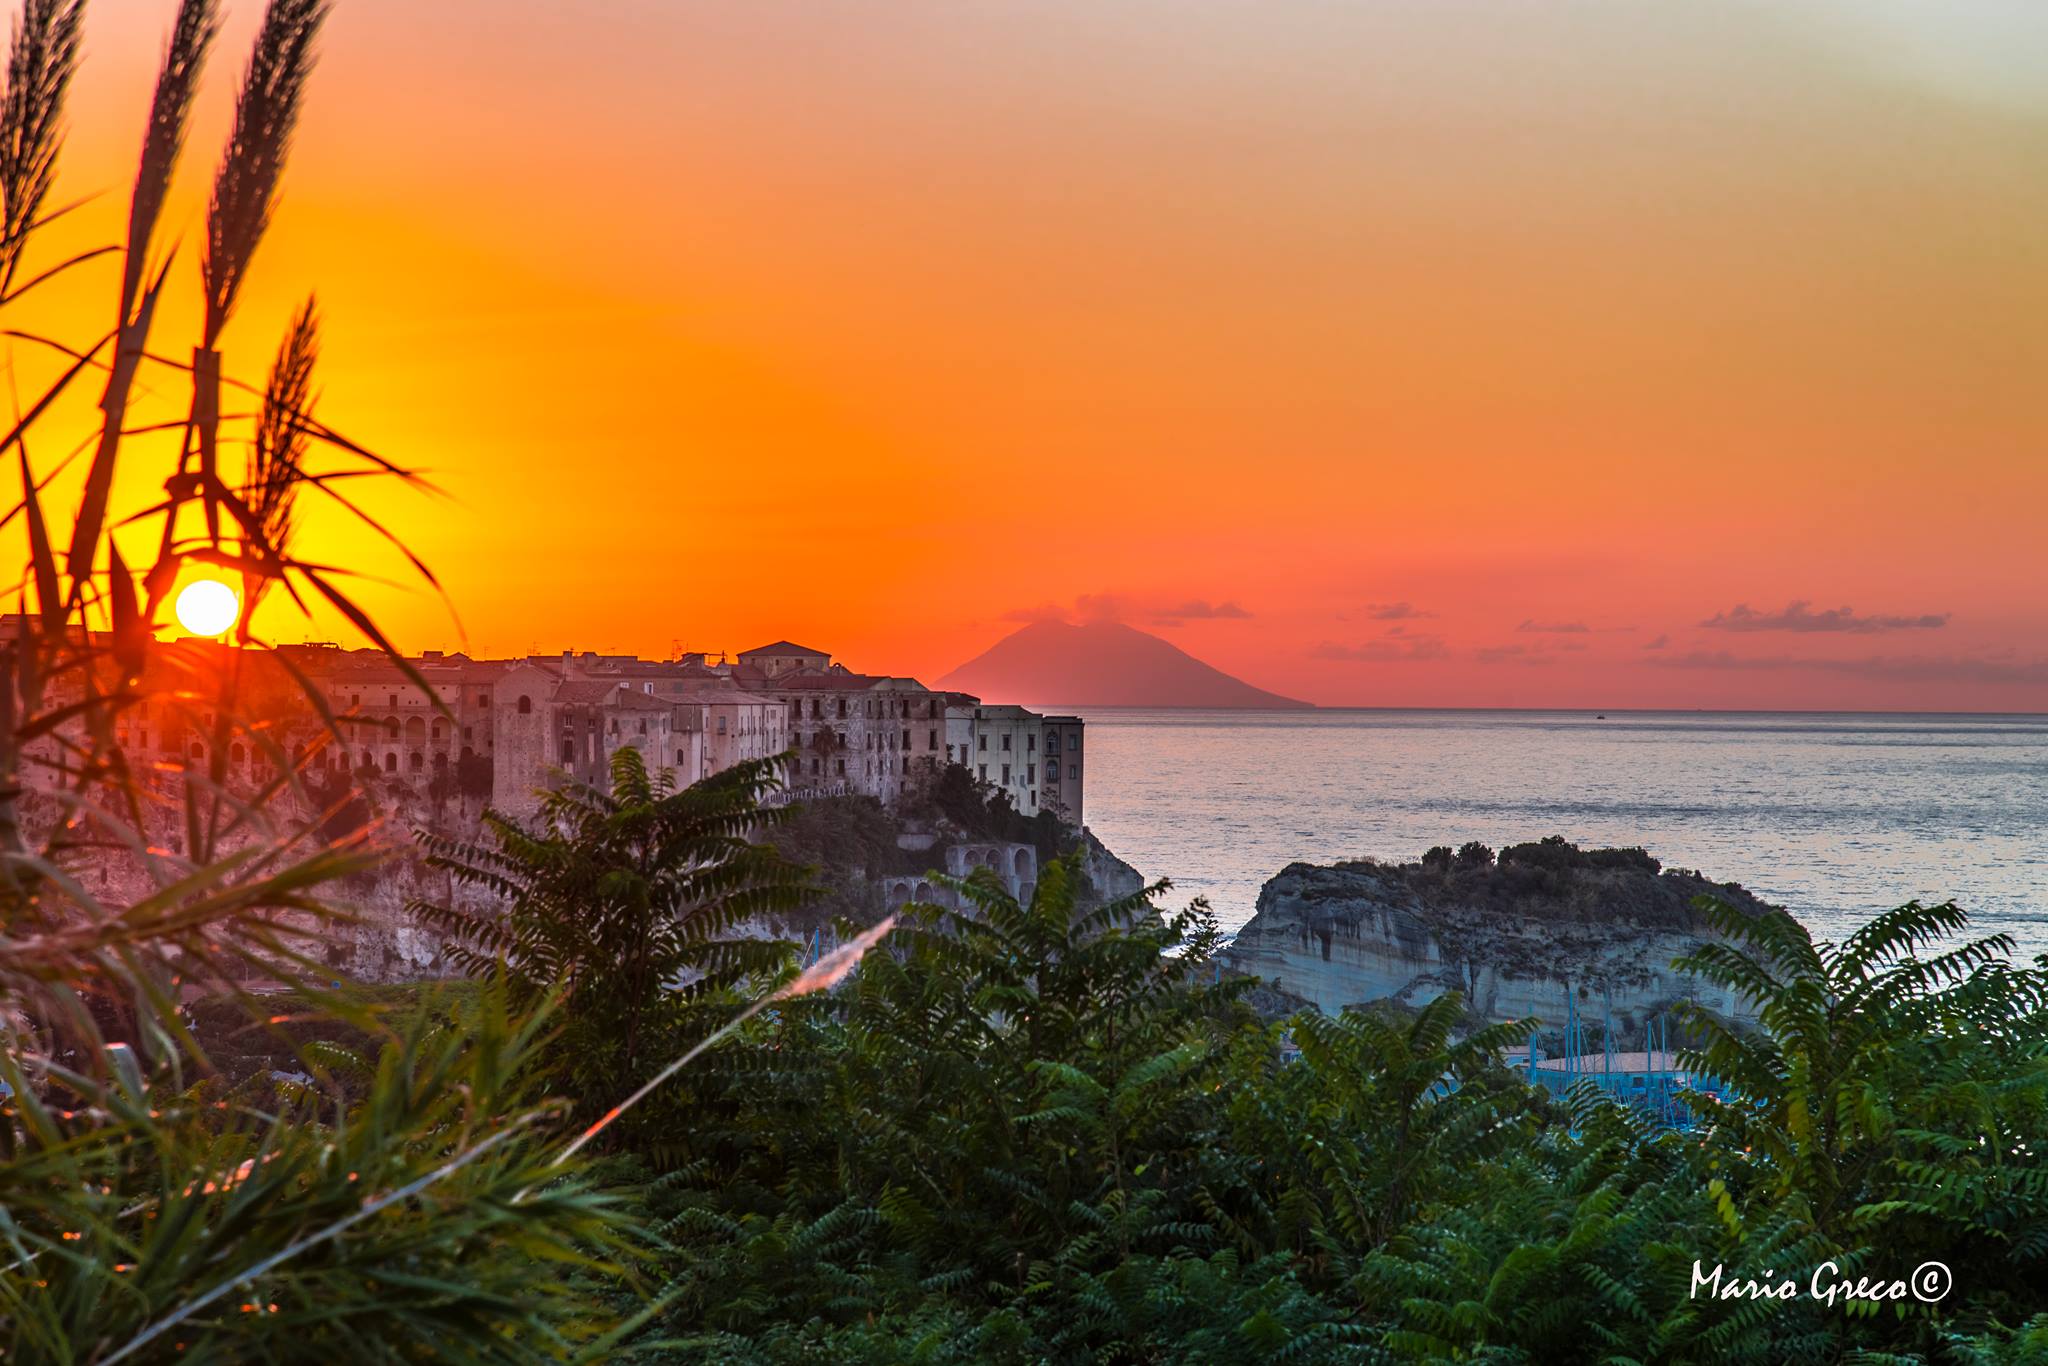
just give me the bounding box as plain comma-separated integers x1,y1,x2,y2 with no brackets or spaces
1069,709,2048,963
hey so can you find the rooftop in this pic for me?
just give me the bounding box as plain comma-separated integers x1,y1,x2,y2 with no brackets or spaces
738,640,828,658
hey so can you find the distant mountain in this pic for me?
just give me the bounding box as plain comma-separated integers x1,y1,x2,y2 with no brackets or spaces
939,620,1313,709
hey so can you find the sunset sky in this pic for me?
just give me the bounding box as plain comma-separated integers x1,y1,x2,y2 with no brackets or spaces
13,0,2048,709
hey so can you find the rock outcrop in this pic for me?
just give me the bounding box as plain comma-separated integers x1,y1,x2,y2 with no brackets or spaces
1081,827,1146,904
1219,838,1774,1032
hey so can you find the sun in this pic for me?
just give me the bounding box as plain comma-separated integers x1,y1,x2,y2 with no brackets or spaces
174,579,241,637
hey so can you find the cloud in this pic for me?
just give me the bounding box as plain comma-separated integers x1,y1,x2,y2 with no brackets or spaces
1642,634,1669,650
1072,594,1129,623
1646,651,2048,685
1364,601,1434,621
1312,634,1449,663
1517,619,1590,634
1150,599,1253,623
1476,636,1589,665
1700,600,1950,633
1001,603,1069,624
1008,594,1253,626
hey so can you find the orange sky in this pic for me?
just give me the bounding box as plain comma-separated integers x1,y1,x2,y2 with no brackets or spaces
10,0,2048,709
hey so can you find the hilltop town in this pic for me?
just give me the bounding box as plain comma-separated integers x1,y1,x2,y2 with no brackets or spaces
6,622,1085,828
4,620,1116,979
277,637,1087,828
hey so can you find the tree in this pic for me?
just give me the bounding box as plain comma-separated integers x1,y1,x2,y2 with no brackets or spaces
413,747,815,1143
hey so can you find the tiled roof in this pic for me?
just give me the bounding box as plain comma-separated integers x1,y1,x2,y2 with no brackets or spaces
737,640,827,658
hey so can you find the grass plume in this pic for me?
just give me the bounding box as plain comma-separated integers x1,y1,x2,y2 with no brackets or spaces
240,294,318,615
201,0,328,342
0,0,84,298
123,0,218,319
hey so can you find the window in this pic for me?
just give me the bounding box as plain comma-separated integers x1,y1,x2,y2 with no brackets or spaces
1002,765,1011,784
901,729,910,750
637,720,647,734
517,695,532,714
1069,734,1080,751
1027,734,1035,753
928,729,938,749
384,752,397,772
1001,734,1011,752
836,759,846,776
837,699,847,718
977,764,987,780
1069,763,1078,780
230,742,245,764
978,735,987,752
1027,765,1035,785
409,751,424,772
478,692,489,707
463,726,472,742
561,742,575,763
716,716,728,735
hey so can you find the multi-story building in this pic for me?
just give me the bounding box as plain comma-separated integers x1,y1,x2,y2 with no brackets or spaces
948,701,1044,817
733,640,830,677
720,643,963,807
1040,714,1085,826
8,624,1085,831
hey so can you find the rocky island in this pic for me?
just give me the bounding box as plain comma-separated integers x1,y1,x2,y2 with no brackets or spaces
1220,837,1774,1034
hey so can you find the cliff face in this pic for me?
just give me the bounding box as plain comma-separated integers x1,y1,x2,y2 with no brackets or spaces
1219,839,1773,1031
1081,827,1146,904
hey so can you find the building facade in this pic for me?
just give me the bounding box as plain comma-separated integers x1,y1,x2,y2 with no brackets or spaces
1039,714,1085,826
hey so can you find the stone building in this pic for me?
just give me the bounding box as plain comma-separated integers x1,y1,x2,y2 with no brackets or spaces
1040,714,1085,826
729,650,948,807
19,626,1084,832
948,701,1045,817
734,640,830,677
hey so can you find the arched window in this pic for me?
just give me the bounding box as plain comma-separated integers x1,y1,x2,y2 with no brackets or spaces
517,695,532,714
383,752,397,772
409,750,424,772
229,742,246,764
188,741,204,759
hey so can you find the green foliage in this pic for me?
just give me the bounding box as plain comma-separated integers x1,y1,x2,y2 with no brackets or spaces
908,762,1073,864
594,882,2048,1362
3,2,636,1356
760,794,899,930
412,747,814,1151
1,982,629,1362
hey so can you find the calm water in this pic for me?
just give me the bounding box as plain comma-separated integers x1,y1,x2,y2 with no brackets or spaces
1072,709,2048,962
